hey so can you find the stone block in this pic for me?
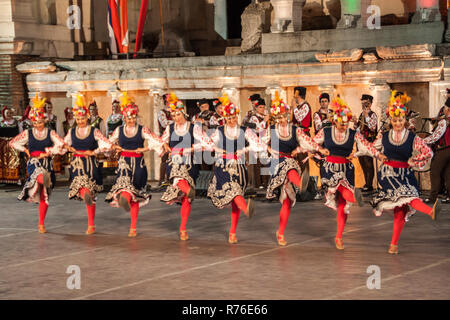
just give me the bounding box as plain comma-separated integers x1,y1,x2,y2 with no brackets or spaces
376,44,436,60
241,1,272,53
262,22,445,54
315,48,363,62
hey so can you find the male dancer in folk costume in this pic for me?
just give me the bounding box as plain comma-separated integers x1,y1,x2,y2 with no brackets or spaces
19,105,33,132
9,94,65,233
313,93,332,135
0,106,21,184
204,94,266,244
209,98,225,129
44,101,63,174
63,95,112,235
314,97,384,250
157,94,173,188
245,96,270,189
263,92,329,246
292,86,313,174
423,98,450,204
160,94,210,240
106,92,165,237
372,91,440,254
62,106,76,169
356,94,378,192
107,100,123,137
89,100,106,136
45,101,59,133
192,98,214,126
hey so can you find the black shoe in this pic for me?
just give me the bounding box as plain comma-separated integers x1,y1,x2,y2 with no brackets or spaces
431,199,441,221
245,198,255,219
84,192,93,206
187,187,196,200
355,188,364,207
424,198,433,204
119,195,131,212
442,197,450,204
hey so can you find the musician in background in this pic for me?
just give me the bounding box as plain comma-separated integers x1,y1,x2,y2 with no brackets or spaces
193,98,214,170
0,106,21,184
192,98,214,129
209,98,224,129
313,93,332,135
89,101,106,136
356,94,377,192
157,94,173,188
246,97,270,189
424,98,450,204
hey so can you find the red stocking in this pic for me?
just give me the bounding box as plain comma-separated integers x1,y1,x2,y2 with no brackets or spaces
120,191,132,203
38,186,48,226
177,179,191,195
287,169,301,188
278,198,292,235
180,197,191,231
391,206,407,245
410,199,432,216
336,192,348,239
86,204,96,227
337,185,355,203
230,201,240,234
130,201,139,229
233,195,247,213
36,173,44,185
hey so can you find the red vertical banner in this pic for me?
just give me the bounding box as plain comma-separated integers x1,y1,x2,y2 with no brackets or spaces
134,0,149,55
108,0,123,53
120,0,129,53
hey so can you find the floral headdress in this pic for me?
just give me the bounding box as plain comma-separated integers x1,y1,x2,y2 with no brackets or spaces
120,92,139,118
330,96,353,124
387,90,409,118
166,93,187,116
219,93,239,117
29,93,47,122
270,91,289,118
73,94,89,118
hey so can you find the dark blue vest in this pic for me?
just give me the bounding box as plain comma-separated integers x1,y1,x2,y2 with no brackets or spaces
382,130,415,162
168,123,195,149
269,125,299,154
216,126,247,154
118,125,144,150
71,127,98,151
28,129,53,153
323,127,355,157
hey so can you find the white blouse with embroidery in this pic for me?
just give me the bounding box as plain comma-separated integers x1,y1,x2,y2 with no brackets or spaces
109,125,164,156
314,127,380,158
9,128,65,156
201,125,267,153
373,129,433,170
261,125,320,154
64,127,112,154
423,119,447,145
293,103,310,123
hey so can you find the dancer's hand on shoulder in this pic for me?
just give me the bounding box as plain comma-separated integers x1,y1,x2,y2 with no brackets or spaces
378,153,387,162
319,147,330,156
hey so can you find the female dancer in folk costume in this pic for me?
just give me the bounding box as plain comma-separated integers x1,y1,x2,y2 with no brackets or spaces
160,94,209,241
263,92,330,246
204,94,266,244
313,97,384,250
9,94,65,233
372,91,439,254
105,92,165,237
63,95,113,235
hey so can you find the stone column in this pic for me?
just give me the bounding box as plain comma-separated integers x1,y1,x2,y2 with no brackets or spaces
411,0,441,24
336,0,361,29
270,0,306,33
369,80,391,129
148,89,165,181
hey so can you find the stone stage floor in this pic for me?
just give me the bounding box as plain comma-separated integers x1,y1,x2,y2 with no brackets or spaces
0,185,449,300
